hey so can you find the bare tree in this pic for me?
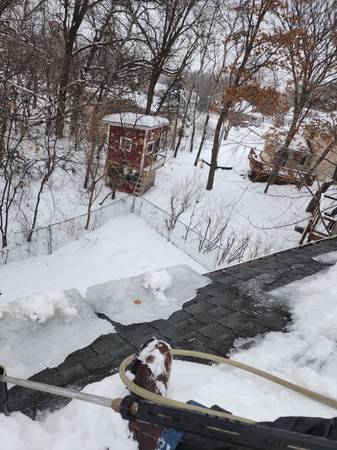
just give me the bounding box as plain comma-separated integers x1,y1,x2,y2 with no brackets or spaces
264,0,337,192
165,177,202,234
125,0,208,115
206,0,278,190
54,0,106,137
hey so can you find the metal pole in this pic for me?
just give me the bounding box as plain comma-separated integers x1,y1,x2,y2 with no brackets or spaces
0,374,121,412
0,367,9,416
47,225,52,255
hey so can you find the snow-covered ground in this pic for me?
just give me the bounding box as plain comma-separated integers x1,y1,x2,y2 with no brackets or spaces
0,214,205,304
146,118,312,256
4,114,313,269
1,252,337,450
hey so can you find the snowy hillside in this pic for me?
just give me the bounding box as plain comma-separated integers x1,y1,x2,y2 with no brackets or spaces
0,214,205,304
146,118,311,255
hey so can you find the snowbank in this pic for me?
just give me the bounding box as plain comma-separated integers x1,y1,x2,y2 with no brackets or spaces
230,255,337,415
1,355,336,450
0,292,78,323
0,376,137,450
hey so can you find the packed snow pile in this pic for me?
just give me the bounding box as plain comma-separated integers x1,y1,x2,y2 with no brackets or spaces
1,357,337,450
231,256,337,405
0,292,78,323
143,270,173,301
0,290,112,378
0,376,137,450
86,265,210,324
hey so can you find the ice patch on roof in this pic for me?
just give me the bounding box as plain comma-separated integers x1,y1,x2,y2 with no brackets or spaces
312,250,337,265
0,289,112,378
86,265,210,324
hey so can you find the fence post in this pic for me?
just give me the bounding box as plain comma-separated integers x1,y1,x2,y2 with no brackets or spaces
47,225,53,255
131,195,136,213
0,366,9,416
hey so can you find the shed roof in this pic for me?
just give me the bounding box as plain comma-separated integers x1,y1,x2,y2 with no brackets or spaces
102,113,169,130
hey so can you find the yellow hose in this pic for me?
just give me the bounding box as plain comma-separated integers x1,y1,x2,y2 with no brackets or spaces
119,349,337,424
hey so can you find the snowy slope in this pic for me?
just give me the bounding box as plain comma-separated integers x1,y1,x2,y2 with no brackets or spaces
0,214,205,304
146,119,312,255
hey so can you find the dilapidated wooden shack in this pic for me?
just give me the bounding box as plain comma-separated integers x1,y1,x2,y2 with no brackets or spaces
103,113,169,195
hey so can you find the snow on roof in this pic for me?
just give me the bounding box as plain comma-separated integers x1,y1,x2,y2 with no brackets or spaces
102,113,169,130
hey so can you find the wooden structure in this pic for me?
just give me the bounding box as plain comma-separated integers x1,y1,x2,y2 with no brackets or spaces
103,113,169,195
250,124,337,186
248,148,314,185
299,188,337,244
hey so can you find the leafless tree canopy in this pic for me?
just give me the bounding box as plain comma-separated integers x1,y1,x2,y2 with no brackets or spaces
0,0,336,252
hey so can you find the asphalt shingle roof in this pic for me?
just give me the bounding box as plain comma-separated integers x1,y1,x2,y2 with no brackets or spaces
8,236,337,418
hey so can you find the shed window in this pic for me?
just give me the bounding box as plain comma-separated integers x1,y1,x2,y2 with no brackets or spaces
147,138,159,154
120,136,132,152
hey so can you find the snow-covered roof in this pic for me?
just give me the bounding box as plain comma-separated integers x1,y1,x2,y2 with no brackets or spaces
102,113,169,130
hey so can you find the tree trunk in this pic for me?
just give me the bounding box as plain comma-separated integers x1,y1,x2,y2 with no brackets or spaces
194,113,209,166
206,105,229,190
174,87,193,157
189,98,197,153
27,177,48,242
55,52,72,137
70,83,83,137
145,73,159,115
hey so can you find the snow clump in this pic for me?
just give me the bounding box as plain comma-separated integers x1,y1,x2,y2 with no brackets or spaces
0,292,78,323
143,270,173,301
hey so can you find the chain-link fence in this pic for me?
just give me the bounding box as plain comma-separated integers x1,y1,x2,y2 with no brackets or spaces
1,195,270,270
132,197,223,270
0,198,131,265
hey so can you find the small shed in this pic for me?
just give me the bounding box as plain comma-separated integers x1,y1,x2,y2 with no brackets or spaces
102,113,169,195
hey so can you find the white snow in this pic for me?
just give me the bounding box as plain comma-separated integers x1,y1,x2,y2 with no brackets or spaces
0,292,78,323
86,265,210,324
0,376,137,450
0,215,205,304
145,117,313,256
313,250,337,265
143,270,173,301
2,255,337,448
228,257,337,418
0,214,206,377
0,290,112,378
102,113,169,129
2,347,337,450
